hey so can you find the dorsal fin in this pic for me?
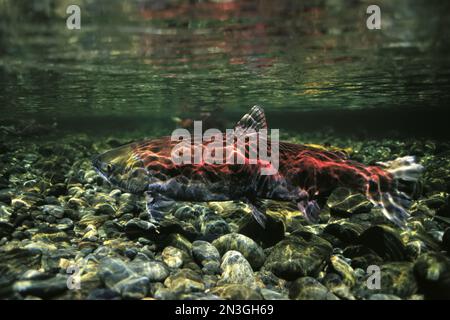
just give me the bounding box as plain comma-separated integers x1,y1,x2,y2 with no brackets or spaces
234,105,268,132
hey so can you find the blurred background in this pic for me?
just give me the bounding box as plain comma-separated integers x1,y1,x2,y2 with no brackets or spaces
0,0,449,137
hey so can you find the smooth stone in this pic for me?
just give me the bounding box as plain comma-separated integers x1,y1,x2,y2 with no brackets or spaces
218,250,255,287
369,294,402,300
327,188,373,215
358,225,407,261
210,284,263,300
13,275,68,298
238,215,285,248
329,255,356,287
343,245,384,270
212,233,266,270
366,262,418,298
98,257,135,289
41,205,64,218
128,258,170,282
124,218,157,238
260,288,288,300
264,231,332,280
161,246,184,269
19,270,52,281
289,277,339,300
94,203,116,215
321,273,355,300
55,218,74,231
192,240,220,265
199,215,230,241
86,288,121,300
323,222,364,246
0,221,14,238
164,269,205,294
413,252,450,299
119,276,149,300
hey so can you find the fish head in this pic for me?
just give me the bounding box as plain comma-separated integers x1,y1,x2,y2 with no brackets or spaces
92,142,149,193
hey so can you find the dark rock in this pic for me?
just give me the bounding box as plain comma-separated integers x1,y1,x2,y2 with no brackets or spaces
443,228,450,253
436,198,450,218
119,276,149,300
128,256,170,282
192,240,221,274
212,233,265,270
329,255,356,287
210,284,263,300
327,188,373,216
124,219,157,239
192,240,220,263
0,221,14,238
163,269,205,294
414,252,450,299
289,277,339,300
375,262,418,298
264,231,332,280
0,249,42,298
0,188,14,204
343,245,384,270
41,205,65,218
369,294,401,300
238,213,285,248
86,288,121,300
13,275,69,299
198,215,230,241
323,222,365,246
358,225,407,261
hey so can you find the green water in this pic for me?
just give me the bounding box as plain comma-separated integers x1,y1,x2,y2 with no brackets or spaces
1,0,450,130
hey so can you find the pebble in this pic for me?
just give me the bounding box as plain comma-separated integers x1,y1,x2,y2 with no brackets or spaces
218,250,255,287
264,231,332,280
161,246,184,269
289,277,339,300
212,233,266,270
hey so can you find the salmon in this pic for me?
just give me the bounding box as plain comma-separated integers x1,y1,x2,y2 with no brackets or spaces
93,106,423,227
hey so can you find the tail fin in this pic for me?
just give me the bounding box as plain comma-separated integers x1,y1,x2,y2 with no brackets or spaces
371,156,424,227
377,156,424,182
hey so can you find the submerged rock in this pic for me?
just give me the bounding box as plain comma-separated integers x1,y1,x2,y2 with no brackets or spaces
210,284,263,300
264,231,332,280
192,240,221,274
327,188,373,215
356,262,417,299
358,225,407,261
289,277,339,300
212,233,266,270
13,275,68,299
413,252,450,299
163,269,205,294
161,246,184,269
218,250,255,287
329,255,356,287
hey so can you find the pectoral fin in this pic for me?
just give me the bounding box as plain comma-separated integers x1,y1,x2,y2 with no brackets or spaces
298,199,321,224
244,198,267,228
145,191,176,223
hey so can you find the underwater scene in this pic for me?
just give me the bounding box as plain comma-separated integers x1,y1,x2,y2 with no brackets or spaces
1,0,450,302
